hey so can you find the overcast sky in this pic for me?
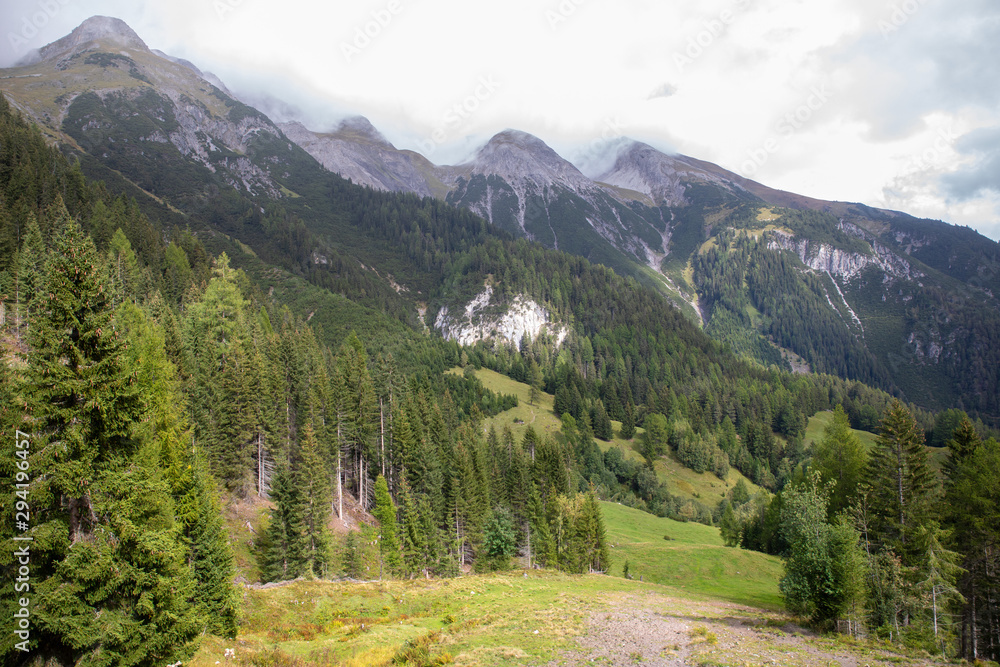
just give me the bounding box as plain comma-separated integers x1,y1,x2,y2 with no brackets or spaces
3,0,999,240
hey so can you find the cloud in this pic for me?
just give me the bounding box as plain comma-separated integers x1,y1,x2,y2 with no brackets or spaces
821,0,1000,143
647,83,678,100
941,126,1000,201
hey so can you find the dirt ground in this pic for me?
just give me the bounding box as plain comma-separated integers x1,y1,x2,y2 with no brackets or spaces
549,593,953,667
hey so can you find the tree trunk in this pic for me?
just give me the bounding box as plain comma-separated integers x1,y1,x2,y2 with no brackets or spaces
973,590,979,660
932,585,939,642
896,442,905,543
257,432,263,498
337,419,344,520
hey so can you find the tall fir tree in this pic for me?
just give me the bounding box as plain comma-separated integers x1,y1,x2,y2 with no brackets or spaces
812,404,868,517
12,219,201,664
261,461,306,582
864,400,936,563
298,424,332,577
119,300,238,638
944,438,1000,660
373,474,402,578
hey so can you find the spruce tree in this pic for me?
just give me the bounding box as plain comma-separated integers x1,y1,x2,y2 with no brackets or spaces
720,502,741,547
865,400,936,562
298,424,332,578
262,462,306,582
13,213,44,343
399,478,427,577
812,405,868,517
593,400,613,441
620,401,636,440
943,438,1000,661
912,523,965,649
944,417,981,480
575,490,611,573
119,300,238,638
528,485,554,568
185,253,255,491
17,219,200,664
373,474,402,578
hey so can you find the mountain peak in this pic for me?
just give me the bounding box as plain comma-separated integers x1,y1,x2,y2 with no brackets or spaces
36,16,148,61
486,129,547,148
334,116,391,146
596,139,743,206
466,129,592,190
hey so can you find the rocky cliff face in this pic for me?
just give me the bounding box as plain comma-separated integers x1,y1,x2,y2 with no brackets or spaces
766,225,920,282
278,119,448,198
434,286,569,348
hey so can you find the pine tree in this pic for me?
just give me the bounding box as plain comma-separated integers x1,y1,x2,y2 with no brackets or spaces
298,424,332,578
620,401,636,440
912,523,965,650
119,300,238,638
261,462,306,582
592,400,613,441
16,219,201,664
865,400,936,562
575,490,611,573
373,474,402,578
720,502,741,547
812,404,868,517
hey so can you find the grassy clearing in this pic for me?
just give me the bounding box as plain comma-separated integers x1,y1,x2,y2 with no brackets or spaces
804,411,948,475
804,410,878,451
191,571,656,667
757,207,781,222
601,501,784,611
194,500,785,665
458,367,761,508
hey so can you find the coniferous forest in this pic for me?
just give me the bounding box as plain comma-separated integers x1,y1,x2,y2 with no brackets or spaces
0,89,999,665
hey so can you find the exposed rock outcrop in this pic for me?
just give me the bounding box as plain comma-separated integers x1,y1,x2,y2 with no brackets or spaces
435,287,569,348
